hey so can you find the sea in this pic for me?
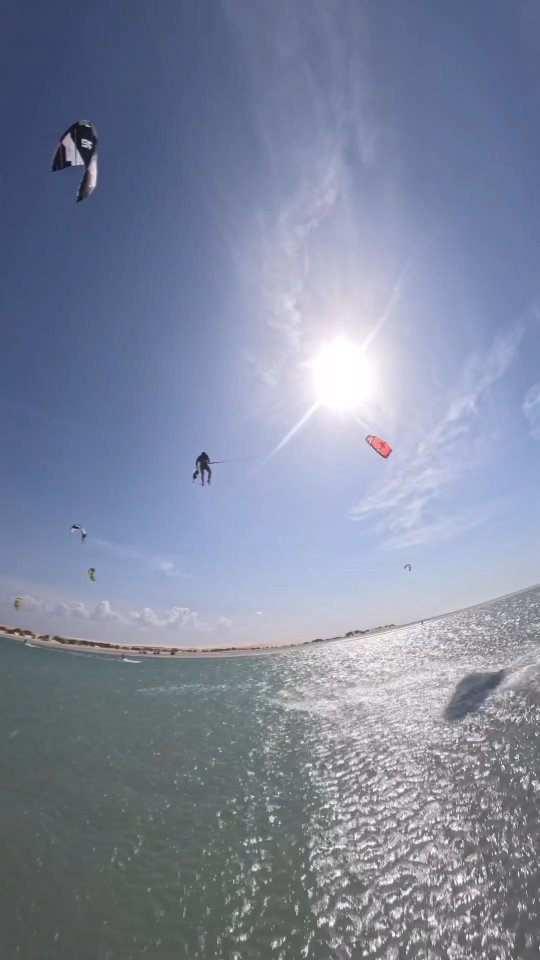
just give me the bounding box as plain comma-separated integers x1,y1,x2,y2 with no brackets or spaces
2,587,540,960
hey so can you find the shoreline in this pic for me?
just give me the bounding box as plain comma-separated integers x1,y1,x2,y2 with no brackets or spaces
0,624,399,660
2,583,538,660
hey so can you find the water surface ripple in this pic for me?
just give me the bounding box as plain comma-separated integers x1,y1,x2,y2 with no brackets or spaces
2,589,540,958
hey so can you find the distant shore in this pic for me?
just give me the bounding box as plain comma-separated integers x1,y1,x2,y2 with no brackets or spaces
2,584,538,660
0,622,397,659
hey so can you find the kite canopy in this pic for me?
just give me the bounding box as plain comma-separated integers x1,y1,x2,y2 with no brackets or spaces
13,597,22,610
88,568,96,582
404,563,412,573
365,435,392,459
52,121,98,202
71,523,87,542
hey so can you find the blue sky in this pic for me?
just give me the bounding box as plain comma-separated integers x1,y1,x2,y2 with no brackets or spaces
1,0,540,646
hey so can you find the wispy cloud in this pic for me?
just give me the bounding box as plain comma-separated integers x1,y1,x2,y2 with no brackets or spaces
91,538,186,579
261,169,340,353
386,501,505,550
350,306,539,547
223,1,375,393
523,382,540,439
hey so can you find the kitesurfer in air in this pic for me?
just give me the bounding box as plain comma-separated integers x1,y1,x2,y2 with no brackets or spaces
193,452,212,486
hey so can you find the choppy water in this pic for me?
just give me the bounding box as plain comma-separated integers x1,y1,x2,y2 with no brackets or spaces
2,588,540,959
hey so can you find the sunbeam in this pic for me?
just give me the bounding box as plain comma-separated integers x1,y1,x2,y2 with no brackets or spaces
260,403,319,467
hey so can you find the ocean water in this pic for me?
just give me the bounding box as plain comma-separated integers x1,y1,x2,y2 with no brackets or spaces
2,589,540,959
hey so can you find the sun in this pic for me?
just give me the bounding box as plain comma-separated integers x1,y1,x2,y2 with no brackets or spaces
312,337,374,412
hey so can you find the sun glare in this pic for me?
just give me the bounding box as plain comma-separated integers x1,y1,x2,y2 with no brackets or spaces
312,338,374,412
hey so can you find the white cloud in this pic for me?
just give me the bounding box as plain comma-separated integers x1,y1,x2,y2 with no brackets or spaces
351,306,539,547
91,600,124,623
54,601,89,620
3,593,214,634
153,559,179,577
129,605,212,633
14,595,88,620
523,382,540,439
9,595,127,624
218,616,233,630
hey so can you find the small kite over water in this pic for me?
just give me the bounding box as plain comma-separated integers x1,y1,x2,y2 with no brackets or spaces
52,121,98,202
70,524,87,542
404,563,412,573
13,597,22,610
365,435,392,459
88,568,96,582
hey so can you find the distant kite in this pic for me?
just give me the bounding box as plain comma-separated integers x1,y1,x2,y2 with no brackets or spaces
404,563,412,573
71,524,87,542
52,121,98,202
366,435,392,459
13,597,23,610
88,568,96,582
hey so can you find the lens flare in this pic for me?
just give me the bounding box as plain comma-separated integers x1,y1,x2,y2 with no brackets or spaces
312,338,374,412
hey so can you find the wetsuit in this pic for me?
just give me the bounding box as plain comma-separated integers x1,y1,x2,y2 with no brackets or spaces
195,453,212,486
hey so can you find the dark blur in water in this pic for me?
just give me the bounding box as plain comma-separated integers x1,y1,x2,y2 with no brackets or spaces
2,587,540,959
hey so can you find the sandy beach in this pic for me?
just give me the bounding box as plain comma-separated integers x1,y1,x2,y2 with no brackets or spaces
0,626,295,658
0,623,396,659
2,585,536,660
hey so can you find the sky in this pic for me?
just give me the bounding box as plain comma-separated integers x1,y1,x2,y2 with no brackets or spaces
1,0,540,647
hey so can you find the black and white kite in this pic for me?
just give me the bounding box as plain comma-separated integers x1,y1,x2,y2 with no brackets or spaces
52,121,98,203
70,523,87,542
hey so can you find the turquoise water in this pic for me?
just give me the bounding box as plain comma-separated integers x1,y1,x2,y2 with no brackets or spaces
2,589,540,959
